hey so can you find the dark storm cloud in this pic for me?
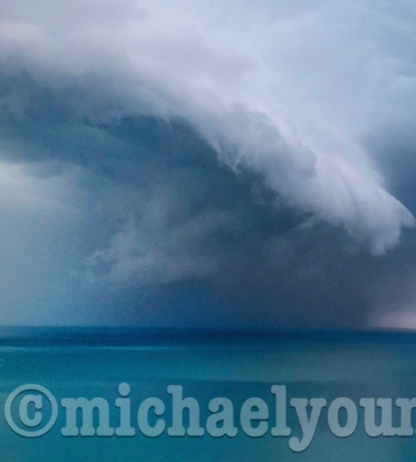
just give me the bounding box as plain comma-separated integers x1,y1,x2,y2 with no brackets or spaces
0,66,402,329
0,0,416,329
0,67,307,325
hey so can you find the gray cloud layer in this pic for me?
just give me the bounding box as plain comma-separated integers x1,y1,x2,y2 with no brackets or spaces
0,1,416,329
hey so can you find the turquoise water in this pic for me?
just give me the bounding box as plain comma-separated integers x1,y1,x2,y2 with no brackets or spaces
0,328,415,461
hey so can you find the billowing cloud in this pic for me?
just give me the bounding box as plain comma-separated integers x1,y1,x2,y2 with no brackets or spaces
0,0,415,328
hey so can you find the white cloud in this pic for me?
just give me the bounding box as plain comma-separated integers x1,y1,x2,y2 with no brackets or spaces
2,0,411,253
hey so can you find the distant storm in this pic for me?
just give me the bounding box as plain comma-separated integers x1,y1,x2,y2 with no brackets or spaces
0,0,416,329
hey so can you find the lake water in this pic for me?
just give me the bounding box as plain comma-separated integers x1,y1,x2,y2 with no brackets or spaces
0,328,415,461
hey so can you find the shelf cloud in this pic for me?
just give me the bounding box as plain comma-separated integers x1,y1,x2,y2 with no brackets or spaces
0,0,416,329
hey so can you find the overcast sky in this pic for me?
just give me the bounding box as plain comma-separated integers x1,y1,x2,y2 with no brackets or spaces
0,0,416,329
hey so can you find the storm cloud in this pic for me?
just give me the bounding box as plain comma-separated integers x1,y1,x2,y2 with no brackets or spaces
0,0,416,329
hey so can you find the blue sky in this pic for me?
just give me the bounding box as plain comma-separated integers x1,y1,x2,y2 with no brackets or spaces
0,0,416,329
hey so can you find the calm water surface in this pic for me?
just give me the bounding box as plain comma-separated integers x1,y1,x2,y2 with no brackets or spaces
0,328,415,461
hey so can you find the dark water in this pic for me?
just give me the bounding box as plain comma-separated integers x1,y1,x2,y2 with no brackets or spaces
0,328,416,461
